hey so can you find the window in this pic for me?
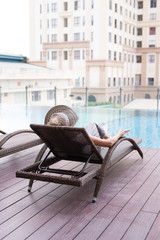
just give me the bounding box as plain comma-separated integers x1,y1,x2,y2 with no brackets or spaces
52,51,57,60
82,50,85,59
64,18,68,27
83,16,85,26
82,32,85,40
113,78,116,86
74,33,80,41
47,19,49,28
119,53,122,61
40,20,42,29
109,33,112,42
91,49,93,59
137,28,142,36
47,3,49,12
74,1,78,10
51,19,57,28
148,78,154,85
64,51,68,60
83,0,85,9
150,13,156,20
74,17,80,27
32,91,41,101
114,35,117,43
40,4,42,13
124,78,126,86
115,3,117,12
149,40,156,47
108,50,111,60
64,34,68,41
91,32,93,41
148,55,155,63
125,23,127,32
150,0,157,8
109,0,112,10
91,0,94,8
75,78,80,86
114,51,116,60
138,1,143,9
149,27,156,35
47,90,54,100
52,34,57,42
64,2,68,11
108,78,111,87
74,50,80,60
137,15,143,21
120,21,122,30
128,54,130,62
120,6,123,15
109,16,112,26
51,3,57,12
91,15,94,25
119,36,122,45
137,41,142,48
135,74,141,85
118,78,121,86
114,19,117,28
47,35,50,42
47,51,50,60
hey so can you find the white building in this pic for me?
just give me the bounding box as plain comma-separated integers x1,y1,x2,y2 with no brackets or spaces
29,0,160,106
0,54,73,105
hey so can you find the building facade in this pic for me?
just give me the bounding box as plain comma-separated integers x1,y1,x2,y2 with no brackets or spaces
29,0,160,106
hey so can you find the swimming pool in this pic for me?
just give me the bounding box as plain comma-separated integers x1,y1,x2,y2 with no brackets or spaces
0,104,160,149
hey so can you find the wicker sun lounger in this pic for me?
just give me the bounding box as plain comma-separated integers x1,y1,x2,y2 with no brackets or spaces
16,124,143,202
0,129,43,158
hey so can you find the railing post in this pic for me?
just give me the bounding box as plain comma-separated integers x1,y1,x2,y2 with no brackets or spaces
157,87,160,113
120,87,123,108
54,86,57,106
25,86,28,105
85,86,89,107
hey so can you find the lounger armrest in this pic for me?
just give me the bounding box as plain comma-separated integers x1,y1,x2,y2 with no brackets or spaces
0,130,6,135
99,137,143,178
0,129,38,148
105,137,143,162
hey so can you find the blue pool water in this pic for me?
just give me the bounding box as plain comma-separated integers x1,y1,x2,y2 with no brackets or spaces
0,104,160,149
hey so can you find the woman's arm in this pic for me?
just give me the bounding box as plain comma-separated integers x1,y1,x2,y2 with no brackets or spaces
90,129,125,147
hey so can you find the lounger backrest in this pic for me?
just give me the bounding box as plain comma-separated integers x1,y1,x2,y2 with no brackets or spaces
30,124,103,163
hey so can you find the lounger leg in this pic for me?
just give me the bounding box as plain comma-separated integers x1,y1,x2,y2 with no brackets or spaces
92,177,103,202
28,144,48,192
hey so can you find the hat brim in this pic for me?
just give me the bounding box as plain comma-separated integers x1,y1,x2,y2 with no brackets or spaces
44,105,79,126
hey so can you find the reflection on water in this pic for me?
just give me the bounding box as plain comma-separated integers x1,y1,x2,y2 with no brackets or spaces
0,104,160,148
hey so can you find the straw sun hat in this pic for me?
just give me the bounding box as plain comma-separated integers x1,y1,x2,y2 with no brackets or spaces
45,105,79,126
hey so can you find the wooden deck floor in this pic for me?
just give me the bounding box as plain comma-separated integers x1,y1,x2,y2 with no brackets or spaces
1,146,160,240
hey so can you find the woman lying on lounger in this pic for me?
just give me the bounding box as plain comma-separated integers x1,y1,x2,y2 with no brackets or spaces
46,105,126,148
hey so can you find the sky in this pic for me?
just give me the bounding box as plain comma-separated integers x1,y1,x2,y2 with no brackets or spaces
0,0,29,58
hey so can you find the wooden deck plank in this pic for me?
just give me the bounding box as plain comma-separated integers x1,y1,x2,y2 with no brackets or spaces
122,211,157,240
142,183,160,214
146,213,160,240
